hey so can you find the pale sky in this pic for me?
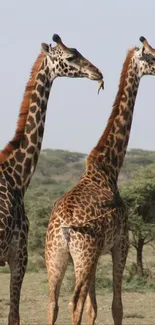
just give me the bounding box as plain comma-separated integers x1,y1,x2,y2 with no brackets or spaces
0,0,155,154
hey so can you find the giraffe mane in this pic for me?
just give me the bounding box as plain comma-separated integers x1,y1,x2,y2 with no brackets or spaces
92,47,135,155
0,51,45,164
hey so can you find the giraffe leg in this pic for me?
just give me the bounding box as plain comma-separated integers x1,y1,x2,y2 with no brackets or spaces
69,255,98,325
46,246,70,325
111,238,128,325
7,236,28,325
85,273,97,325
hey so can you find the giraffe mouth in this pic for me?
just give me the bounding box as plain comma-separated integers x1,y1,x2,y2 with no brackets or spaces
81,71,103,81
90,69,103,81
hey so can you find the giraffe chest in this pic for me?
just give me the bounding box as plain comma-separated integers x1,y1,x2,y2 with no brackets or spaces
0,175,29,262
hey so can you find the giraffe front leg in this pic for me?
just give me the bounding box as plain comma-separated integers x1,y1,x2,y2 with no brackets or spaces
7,234,28,325
111,237,128,325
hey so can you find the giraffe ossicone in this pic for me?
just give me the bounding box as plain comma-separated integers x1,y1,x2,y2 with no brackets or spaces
45,36,155,325
52,33,61,43
0,34,103,325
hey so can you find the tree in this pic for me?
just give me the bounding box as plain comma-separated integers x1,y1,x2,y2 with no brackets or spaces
120,165,155,277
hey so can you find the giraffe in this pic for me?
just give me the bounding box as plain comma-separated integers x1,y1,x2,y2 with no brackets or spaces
45,36,155,325
0,34,103,325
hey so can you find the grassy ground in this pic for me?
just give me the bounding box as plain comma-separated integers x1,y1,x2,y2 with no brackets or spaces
0,271,155,325
0,246,155,325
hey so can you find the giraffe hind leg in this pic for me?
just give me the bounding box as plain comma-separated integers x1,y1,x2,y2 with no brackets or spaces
69,277,91,325
85,272,97,325
69,249,99,325
7,234,28,325
46,244,70,325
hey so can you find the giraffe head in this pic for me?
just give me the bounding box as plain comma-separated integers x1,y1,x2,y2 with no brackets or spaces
135,36,155,77
41,34,103,83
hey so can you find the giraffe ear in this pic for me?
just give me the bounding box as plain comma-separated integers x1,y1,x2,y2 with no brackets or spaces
41,43,50,54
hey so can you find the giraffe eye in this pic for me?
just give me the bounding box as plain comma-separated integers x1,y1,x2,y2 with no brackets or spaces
66,56,75,62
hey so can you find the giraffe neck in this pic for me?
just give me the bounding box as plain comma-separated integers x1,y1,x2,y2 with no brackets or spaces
88,48,140,182
1,53,53,193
